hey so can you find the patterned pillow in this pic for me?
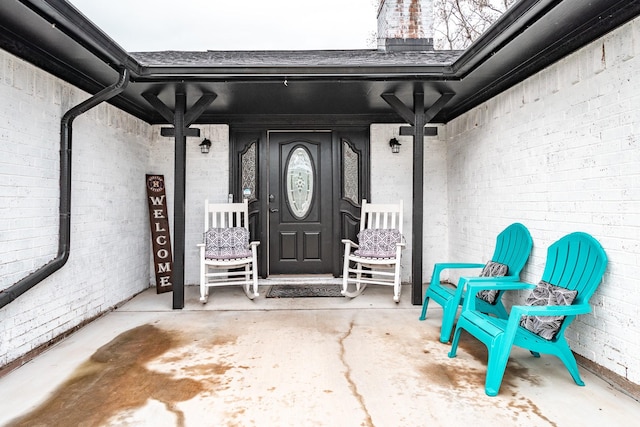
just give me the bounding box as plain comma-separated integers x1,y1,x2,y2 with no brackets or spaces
475,261,509,304
354,229,402,258
204,227,252,260
520,280,578,340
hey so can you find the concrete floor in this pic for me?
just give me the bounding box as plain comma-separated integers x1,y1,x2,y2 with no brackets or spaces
1,278,639,426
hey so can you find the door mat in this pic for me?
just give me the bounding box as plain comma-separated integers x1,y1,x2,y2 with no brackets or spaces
266,284,344,298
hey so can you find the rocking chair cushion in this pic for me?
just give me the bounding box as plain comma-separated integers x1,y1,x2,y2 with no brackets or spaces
354,228,402,258
520,280,578,340
476,261,509,304
204,227,252,260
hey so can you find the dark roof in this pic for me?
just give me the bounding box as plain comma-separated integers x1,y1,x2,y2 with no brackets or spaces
1,0,639,125
132,49,464,68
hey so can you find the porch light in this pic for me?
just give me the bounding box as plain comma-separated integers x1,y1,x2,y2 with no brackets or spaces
199,138,212,154
389,138,401,154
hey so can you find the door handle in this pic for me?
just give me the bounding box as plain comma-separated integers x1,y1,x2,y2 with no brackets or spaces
270,208,279,213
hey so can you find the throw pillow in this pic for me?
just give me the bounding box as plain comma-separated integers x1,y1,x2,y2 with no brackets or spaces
520,280,578,340
475,261,509,304
354,229,402,258
204,227,252,260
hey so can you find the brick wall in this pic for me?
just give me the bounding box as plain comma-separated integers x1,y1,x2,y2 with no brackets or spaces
370,123,449,283
147,124,230,286
377,0,434,48
0,50,152,367
444,17,640,383
2,12,639,388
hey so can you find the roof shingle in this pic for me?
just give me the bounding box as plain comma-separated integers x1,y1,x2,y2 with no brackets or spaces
131,49,464,67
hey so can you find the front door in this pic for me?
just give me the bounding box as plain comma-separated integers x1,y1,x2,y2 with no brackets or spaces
268,131,333,274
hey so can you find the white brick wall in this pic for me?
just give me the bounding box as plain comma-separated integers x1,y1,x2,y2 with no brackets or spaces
148,124,229,286
2,14,639,389
444,17,640,383
370,123,449,282
1,53,59,289
0,50,152,366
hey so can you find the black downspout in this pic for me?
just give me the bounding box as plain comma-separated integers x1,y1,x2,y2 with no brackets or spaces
0,68,130,309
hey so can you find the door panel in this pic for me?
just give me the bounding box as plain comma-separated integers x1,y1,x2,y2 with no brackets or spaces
229,131,267,276
231,127,369,277
334,131,370,275
269,132,333,274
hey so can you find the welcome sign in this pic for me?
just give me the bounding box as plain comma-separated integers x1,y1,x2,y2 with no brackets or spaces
145,174,173,293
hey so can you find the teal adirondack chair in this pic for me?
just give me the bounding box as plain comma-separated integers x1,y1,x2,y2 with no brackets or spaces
419,223,533,343
448,232,608,396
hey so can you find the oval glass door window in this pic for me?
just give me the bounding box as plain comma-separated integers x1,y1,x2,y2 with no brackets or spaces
286,147,314,219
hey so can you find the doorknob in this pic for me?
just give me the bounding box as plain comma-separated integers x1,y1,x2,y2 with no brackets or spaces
270,208,279,213
269,194,275,202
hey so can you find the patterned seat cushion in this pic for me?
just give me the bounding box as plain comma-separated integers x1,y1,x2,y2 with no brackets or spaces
476,261,509,304
354,229,402,258
519,280,578,340
204,227,252,260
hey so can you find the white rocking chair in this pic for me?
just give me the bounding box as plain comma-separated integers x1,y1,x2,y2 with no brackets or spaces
341,199,405,302
197,199,260,303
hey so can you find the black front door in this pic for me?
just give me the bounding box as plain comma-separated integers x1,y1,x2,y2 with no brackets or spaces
268,131,333,274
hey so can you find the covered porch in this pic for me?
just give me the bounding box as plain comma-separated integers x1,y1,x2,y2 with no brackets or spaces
2,0,640,421
1,284,639,426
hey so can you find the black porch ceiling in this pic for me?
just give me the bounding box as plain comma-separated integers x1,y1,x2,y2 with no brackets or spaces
1,0,639,126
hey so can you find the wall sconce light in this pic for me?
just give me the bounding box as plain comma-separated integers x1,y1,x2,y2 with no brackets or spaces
389,137,401,154
199,138,212,154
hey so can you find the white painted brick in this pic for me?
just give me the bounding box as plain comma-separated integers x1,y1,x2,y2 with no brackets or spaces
444,17,640,384
2,14,640,391
370,123,449,283
0,49,151,367
148,124,229,286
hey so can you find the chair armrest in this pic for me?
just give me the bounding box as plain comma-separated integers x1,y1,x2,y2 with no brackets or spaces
466,280,535,293
454,274,522,300
461,274,519,284
510,303,592,318
249,241,259,257
341,239,359,249
435,262,486,270
462,281,536,310
198,242,259,254
429,262,485,286
198,243,205,259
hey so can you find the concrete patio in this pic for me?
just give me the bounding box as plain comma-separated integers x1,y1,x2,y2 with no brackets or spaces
1,279,639,427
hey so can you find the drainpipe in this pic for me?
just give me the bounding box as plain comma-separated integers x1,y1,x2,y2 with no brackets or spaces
0,68,130,309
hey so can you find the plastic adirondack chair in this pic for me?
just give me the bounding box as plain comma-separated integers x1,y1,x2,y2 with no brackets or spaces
448,232,608,396
341,199,405,302
197,199,260,303
420,223,533,343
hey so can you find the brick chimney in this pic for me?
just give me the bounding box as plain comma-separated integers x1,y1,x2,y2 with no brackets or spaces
377,0,434,51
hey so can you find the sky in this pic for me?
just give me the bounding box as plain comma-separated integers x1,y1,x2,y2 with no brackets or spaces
68,0,379,52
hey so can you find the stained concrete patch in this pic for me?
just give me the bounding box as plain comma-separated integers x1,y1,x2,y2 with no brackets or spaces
339,312,558,426
1,293,640,426
5,324,204,427
415,329,556,426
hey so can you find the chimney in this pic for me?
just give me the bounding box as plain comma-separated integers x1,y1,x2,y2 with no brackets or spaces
377,0,434,51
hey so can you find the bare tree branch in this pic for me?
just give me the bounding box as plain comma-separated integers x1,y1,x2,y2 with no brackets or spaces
433,0,516,50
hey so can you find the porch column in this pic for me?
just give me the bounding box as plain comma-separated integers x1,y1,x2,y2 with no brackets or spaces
381,91,454,305
172,92,187,309
143,90,217,309
410,92,425,306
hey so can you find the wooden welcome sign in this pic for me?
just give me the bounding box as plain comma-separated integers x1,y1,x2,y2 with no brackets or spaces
145,174,173,293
